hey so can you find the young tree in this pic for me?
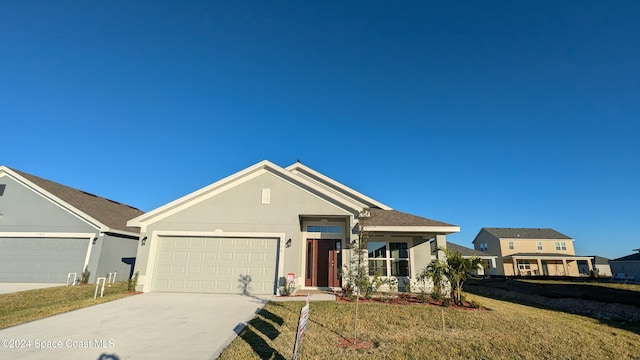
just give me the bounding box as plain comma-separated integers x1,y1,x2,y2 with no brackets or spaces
443,247,482,305
421,247,482,305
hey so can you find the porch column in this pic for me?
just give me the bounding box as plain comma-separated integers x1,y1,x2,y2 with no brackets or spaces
512,257,518,275
435,234,446,260
491,258,497,275
537,259,543,276
562,259,568,276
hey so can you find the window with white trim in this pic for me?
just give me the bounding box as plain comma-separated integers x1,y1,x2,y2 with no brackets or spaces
367,241,410,277
517,260,531,270
508,241,514,250
536,241,543,251
555,241,567,251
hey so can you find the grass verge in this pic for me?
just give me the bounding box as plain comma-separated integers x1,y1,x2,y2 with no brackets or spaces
219,294,640,360
0,282,136,330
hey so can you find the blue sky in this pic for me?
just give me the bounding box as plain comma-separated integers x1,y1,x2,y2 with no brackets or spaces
1,1,638,259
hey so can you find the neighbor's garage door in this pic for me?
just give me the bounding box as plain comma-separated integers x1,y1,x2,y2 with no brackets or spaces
0,237,89,283
151,236,279,294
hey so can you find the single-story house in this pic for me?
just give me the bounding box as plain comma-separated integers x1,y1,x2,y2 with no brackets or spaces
609,249,640,281
0,166,143,283
472,227,594,276
440,242,499,276
127,160,460,294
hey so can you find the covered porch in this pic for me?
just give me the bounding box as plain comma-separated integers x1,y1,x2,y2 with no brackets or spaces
503,253,594,276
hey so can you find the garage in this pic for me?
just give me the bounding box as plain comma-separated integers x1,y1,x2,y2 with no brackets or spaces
0,237,90,283
151,236,279,294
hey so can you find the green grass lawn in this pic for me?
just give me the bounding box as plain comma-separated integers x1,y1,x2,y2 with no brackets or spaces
219,294,640,360
0,282,136,330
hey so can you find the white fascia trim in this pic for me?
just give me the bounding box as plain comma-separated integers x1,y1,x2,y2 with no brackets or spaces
142,229,286,293
0,231,96,238
363,226,461,234
128,160,362,229
286,163,392,210
0,167,107,231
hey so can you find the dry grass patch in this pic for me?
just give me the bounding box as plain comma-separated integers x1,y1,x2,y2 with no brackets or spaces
0,282,135,330
219,294,640,360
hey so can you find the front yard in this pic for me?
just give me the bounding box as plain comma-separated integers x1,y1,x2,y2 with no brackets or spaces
0,282,136,330
219,293,640,359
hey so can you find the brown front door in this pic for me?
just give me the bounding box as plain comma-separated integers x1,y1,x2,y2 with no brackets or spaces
305,239,341,287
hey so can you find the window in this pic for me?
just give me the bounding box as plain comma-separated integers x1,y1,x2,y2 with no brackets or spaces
555,242,567,251
479,243,488,252
536,242,543,251
517,260,531,270
367,241,410,277
508,241,514,250
306,225,343,233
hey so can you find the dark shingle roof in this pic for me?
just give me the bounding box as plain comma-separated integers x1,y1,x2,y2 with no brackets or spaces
483,227,571,240
611,252,640,262
11,168,143,234
446,242,496,257
366,208,455,227
592,256,610,265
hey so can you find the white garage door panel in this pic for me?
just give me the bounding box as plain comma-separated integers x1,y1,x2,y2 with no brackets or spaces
0,237,89,283
151,236,278,294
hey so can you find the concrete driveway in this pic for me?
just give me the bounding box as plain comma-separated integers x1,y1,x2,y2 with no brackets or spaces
0,292,270,360
0,283,65,294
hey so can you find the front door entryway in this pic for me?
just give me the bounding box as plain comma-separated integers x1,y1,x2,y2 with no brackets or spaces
305,239,341,287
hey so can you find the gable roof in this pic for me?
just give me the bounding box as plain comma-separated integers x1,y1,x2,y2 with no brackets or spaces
446,242,497,257
286,162,392,210
128,160,459,234
592,256,610,265
3,166,143,234
482,227,572,240
127,160,366,228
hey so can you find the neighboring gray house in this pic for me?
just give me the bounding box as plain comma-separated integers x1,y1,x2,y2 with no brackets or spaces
609,249,640,281
0,166,143,283
442,242,499,276
127,160,460,294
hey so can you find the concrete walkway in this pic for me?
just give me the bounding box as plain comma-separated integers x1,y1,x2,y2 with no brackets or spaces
0,283,66,294
0,292,270,360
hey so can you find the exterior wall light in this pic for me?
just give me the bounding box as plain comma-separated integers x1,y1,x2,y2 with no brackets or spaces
141,236,147,246
286,238,292,248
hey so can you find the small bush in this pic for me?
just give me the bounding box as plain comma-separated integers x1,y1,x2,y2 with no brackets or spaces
81,267,90,284
431,290,443,301
127,271,139,292
281,281,296,296
442,298,451,307
470,300,482,309
418,292,428,303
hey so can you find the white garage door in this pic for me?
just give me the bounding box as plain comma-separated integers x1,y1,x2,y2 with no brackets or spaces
0,237,90,283
151,236,279,294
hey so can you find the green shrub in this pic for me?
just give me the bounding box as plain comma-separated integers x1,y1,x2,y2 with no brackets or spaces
127,271,139,292
470,300,482,309
442,298,451,307
81,267,90,284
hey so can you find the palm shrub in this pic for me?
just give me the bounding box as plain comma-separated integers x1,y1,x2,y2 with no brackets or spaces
420,247,482,306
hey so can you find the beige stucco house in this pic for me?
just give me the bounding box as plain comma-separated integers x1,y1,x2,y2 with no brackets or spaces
127,160,459,294
472,228,593,276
